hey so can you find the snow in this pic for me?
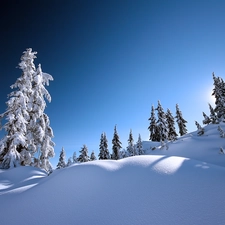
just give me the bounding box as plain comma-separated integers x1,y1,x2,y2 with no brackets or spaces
1,123,225,224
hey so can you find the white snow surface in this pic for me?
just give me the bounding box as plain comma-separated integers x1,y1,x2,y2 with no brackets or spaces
1,123,225,225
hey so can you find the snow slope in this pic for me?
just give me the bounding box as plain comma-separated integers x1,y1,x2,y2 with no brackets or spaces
0,123,225,225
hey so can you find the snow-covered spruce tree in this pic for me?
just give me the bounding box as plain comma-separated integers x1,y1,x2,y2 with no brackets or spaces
127,129,135,156
98,132,110,160
148,105,160,141
218,126,225,138
78,144,89,162
136,133,144,155
72,152,78,164
166,108,178,141
175,104,188,136
57,147,66,169
156,101,168,141
202,112,211,125
0,48,54,170
195,121,204,136
90,151,97,161
212,73,225,122
111,125,122,160
208,103,217,124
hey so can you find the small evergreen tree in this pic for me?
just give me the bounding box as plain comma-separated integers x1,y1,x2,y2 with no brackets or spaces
218,126,225,138
148,105,159,141
202,112,211,125
57,147,66,169
98,132,110,160
127,129,135,156
208,103,217,124
195,121,204,136
156,101,168,141
111,125,122,160
73,152,78,164
67,157,73,167
175,104,188,136
136,134,144,155
166,108,178,141
90,151,97,161
78,144,89,162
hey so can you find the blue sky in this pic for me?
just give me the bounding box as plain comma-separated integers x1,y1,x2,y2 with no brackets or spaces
1,0,225,167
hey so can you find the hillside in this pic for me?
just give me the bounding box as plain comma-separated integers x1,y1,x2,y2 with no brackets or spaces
0,123,225,225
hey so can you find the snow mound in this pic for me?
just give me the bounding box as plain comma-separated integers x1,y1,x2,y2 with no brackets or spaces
1,155,225,225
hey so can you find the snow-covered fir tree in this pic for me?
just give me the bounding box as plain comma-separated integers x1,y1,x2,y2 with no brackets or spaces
202,112,211,125
166,108,178,141
67,157,73,167
72,152,78,164
78,145,89,162
208,103,217,124
98,132,110,160
218,126,225,138
136,133,144,155
127,129,136,156
0,48,54,170
175,104,188,136
148,105,159,141
195,121,204,136
90,151,97,161
156,101,168,141
57,147,66,169
111,125,122,160
212,73,225,122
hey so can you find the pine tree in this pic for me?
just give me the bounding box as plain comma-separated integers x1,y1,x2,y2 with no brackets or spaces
195,121,204,136
202,112,211,125
127,129,135,156
156,101,168,141
148,105,159,141
136,134,144,155
72,152,78,164
208,103,217,124
98,132,110,160
166,108,178,141
0,48,54,170
175,104,188,136
78,144,89,162
90,151,97,161
111,125,122,160
57,147,66,169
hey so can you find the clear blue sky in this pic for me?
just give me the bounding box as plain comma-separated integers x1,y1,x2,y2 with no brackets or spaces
1,0,225,167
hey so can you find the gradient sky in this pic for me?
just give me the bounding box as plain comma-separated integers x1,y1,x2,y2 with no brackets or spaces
1,0,225,167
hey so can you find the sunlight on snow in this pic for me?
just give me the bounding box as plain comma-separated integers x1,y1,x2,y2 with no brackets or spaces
152,156,186,175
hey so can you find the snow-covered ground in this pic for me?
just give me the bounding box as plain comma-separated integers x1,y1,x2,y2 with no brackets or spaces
1,123,225,225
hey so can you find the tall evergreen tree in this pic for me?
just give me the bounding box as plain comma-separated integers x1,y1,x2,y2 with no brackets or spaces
0,49,54,170
156,101,168,141
212,73,225,122
111,125,122,160
136,134,144,155
166,108,178,141
148,105,159,141
78,144,89,162
175,104,188,136
127,129,135,156
57,147,66,169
